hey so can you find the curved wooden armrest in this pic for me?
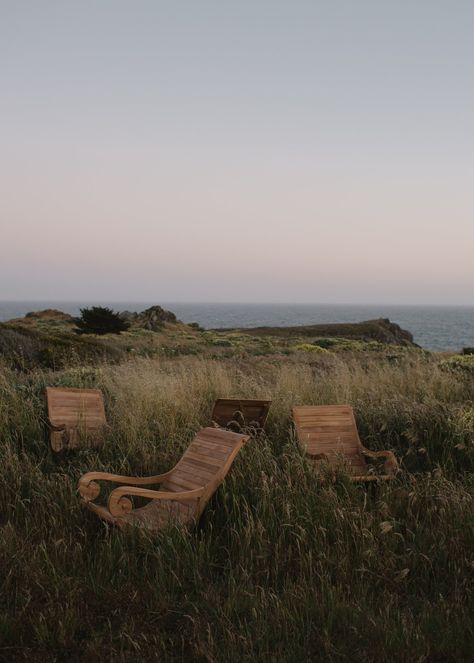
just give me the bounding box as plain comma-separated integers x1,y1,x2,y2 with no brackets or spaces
49,421,67,432
361,448,399,475
78,470,173,502
108,485,206,518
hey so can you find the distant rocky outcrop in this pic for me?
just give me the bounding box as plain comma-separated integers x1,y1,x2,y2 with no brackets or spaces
0,304,182,370
217,318,418,347
8,305,180,333
120,305,179,331
24,309,75,322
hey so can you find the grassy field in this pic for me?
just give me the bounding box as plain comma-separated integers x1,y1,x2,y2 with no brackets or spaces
0,328,473,661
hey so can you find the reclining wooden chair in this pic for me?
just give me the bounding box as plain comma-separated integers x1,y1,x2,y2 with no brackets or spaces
78,427,249,531
293,405,398,481
46,387,107,451
211,398,271,433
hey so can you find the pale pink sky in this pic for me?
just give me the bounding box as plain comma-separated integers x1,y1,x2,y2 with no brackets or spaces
1,2,473,304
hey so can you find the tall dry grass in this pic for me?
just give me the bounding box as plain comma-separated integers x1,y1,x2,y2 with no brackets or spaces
0,352,473,661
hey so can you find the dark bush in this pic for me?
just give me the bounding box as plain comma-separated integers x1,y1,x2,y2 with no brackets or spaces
75,306,130,335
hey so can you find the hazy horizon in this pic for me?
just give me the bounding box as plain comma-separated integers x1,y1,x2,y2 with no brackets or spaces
1,2,473,305
1,298,474,309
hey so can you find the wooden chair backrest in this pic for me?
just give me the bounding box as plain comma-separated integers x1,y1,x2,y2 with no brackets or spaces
46,387,106,428
160,427,249,521
292,405,367,475
211,398,271,430
122,428,249,530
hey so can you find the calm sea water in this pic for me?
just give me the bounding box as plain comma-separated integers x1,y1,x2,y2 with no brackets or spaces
0,301,473,352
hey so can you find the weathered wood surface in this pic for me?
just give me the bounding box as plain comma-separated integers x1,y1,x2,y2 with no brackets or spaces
292,405,398,481
78,427,249,531
46,387,107,451
211,398,271,432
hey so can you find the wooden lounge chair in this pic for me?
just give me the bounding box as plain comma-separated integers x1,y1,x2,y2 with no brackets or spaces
78,427,249,531
211,398,271,433
46,387,107,451
292,405,398,481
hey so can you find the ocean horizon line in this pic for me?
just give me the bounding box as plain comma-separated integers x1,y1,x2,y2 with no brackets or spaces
1,299,473,309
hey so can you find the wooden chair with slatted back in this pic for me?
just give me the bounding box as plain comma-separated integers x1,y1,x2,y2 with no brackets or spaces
46,387,108,451
211,398,271,433
292,405,398,481
78,427,249,531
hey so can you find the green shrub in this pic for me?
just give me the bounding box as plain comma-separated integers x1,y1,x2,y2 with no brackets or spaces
75,306,130,335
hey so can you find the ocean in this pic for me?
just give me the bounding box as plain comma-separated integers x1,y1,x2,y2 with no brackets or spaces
0,301,473,352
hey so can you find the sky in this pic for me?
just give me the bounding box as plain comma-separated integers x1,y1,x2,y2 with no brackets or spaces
1,1,473,305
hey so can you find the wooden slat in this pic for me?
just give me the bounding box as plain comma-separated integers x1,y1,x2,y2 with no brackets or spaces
187,444,231,461
294,406,399,483
294,405,368,476
197,427,245,444
181,452,224,473
162,476,203,492
46,387,107,451
47,387,105,425
81,427,249,532
193,436,236,450
175,461,216,483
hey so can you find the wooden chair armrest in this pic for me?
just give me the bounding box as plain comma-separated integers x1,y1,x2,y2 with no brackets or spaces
361,448,390,458
78,470,173,502
108,485,206,518
361,448,399,475
49,421,67,432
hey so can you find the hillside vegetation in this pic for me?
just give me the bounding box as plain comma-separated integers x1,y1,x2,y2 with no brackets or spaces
0,310,421,372
0,310,473,662
217,317,417,346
